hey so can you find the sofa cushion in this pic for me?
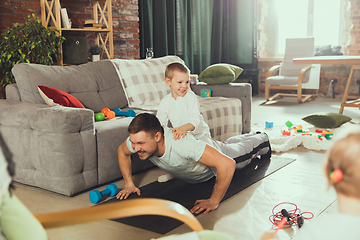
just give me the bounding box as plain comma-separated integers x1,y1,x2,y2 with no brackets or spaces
38,85,85,108
11,60,128,112
198,63,243,85
302,112,352,128
111,56,184,109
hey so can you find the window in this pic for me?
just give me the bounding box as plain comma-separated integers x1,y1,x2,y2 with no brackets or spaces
273,0,343,56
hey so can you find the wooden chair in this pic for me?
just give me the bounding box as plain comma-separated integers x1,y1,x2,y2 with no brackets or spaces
35,198,204,231
265,37,316,103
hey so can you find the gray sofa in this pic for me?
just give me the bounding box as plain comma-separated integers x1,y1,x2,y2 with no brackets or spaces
0,56,252,196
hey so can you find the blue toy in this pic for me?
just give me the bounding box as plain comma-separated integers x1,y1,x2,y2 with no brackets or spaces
113,108,122,117
265,121,273,128
89,184,118,204
113,108,136,117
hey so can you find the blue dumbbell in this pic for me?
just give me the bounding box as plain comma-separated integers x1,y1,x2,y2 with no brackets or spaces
113,108,136,117
89,184,118,204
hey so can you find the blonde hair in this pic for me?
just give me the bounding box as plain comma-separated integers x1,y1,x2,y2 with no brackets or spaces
326,126,360,199
165,62,189,80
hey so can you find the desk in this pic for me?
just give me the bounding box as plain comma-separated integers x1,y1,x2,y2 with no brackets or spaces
293,56,360,114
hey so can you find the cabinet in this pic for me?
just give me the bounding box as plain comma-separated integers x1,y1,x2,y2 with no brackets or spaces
40,0,114,65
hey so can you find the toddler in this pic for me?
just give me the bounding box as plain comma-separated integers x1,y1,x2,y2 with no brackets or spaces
156,62,213,182
156,62,213,145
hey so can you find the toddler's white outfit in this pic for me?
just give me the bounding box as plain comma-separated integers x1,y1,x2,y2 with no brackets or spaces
156,90,213,146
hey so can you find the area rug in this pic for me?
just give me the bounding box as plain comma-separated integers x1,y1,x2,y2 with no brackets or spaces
100,156,295,234
262,122,339,152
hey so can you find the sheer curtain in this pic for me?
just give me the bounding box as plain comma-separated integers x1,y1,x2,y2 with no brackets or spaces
139,0,256,74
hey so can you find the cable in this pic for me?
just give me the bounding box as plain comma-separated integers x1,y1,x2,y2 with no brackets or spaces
269,202,314,231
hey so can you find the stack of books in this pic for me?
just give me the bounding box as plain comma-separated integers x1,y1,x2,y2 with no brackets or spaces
84,20,102,29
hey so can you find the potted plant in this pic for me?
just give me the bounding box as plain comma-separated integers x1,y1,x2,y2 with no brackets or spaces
0,14,65,88
90,45,101,62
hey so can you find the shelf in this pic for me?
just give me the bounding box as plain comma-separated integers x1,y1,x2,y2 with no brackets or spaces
40,0,113,66
61,28,111,32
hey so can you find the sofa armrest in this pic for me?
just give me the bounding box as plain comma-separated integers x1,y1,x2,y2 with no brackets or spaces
0,100,97,196
5,83,21,101
191,83,252,133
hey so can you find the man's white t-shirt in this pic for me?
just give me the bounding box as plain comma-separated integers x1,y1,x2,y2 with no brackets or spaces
156,90,210,140
126,127,215,183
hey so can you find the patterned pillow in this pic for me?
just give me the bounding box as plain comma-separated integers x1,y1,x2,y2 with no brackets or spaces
111,56,184,109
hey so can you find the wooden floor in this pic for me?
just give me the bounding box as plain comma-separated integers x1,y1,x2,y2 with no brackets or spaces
13,95,360,240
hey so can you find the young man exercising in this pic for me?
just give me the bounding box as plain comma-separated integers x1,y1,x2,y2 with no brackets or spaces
116,113,271,214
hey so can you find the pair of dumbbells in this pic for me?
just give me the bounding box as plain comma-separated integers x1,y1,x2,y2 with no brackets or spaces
89,184,119,204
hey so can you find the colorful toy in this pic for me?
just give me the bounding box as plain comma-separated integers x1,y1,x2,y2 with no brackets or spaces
113,108,122,117
285,120,293,128
95,112,105,121
117,109,136,117
101,107,110,116
107,110,115,119
282,130,291,136
201,89,211,98
266,121,273,128
89,184,118,204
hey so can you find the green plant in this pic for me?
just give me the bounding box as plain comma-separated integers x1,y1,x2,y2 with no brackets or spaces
0,14,65,87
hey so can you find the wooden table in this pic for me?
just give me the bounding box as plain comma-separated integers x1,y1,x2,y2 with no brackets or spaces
293,56,360,114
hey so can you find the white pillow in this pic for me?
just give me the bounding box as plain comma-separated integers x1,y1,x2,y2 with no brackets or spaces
111,56,184,109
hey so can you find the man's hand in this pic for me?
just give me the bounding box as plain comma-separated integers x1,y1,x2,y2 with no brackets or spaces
190,199,219,214
116,186,141,200
172,127,187,140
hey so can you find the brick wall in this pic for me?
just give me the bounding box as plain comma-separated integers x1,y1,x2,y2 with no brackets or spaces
0,0,140,59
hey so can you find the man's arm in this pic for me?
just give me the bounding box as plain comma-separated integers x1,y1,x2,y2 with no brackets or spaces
191,145,236,214
116,141,141,200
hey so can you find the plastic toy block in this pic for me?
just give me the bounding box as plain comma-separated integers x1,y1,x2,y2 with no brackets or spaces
321,133,325,137
325,133,333,137
315,129,323,133
325,136,332,140
302,133,310,136
282,131,291,136
318,137,323,141
201,89,211,98
285,121,293,128
265,121,274,128
296,128,303,133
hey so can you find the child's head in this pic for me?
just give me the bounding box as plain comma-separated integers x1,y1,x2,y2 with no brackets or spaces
165,62,190,99
326,126,360,199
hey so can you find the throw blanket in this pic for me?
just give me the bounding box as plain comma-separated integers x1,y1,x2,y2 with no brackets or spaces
198,97,242,141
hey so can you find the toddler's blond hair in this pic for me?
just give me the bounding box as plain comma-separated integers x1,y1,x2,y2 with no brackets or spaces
165,62,189,80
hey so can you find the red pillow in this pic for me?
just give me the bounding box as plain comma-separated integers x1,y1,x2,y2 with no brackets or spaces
38,85,85,108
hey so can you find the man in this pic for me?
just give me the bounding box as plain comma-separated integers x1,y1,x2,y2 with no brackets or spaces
116,113,271,214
